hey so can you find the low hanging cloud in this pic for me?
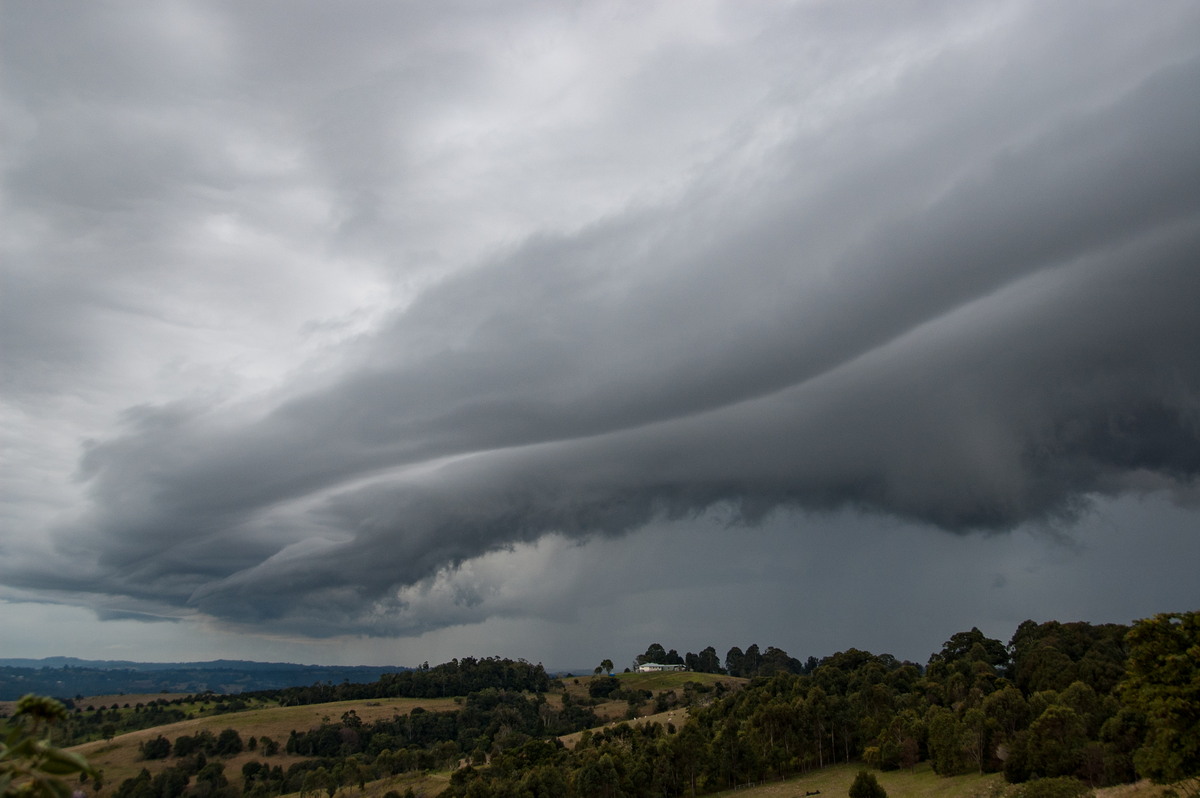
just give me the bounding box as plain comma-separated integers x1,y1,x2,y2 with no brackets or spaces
3,2,1200,637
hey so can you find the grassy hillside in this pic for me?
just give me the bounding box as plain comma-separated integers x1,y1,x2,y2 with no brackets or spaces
706,763,1178,798
605,670,739,693
72,695,458,789
557,670,743,720
65,671,741,793
557,668,738,695
557,707,691,749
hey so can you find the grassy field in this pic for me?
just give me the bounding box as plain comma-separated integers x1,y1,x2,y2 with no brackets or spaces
556,670,744,722
1094,781,1189,798
559,669,743,695
346,769,452,798
708,762,1000,798
72,696,459,789
558,707,692,749
610,670,743,692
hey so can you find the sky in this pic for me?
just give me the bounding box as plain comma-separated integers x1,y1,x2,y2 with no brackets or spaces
2,1,1199,672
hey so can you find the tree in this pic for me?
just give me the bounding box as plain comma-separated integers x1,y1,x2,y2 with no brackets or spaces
760,646,802,675
638,644,669,666
695,646,723,674
984,684,1031,743
1010,620,1130,695
961,707,994,774
743,644,763,677
588,677,621,699
929,627,1009,673
601,659,614,675
215,727,243,756
725,647,745,677
926,706,966,775
1121,611,1200,789
1027,705,1088,778
849,769,888,798
139,734,172,760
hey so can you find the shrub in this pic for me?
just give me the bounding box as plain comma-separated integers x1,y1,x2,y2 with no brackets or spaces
588,677,621,699
1010,776,1094,798
849,769,887,798
139,734,172,759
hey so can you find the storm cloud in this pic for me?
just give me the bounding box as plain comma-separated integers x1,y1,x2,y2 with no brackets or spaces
2,2,1199,646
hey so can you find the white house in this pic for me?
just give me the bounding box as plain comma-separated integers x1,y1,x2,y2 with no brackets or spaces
636,662,686,673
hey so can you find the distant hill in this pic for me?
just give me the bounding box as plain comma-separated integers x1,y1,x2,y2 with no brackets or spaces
0,658,407,700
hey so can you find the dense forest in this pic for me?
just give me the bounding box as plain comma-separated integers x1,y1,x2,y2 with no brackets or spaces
3,613,1197,798
441,616,1198,797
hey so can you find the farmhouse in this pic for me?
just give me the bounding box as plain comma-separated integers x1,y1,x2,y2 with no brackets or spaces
636,662,686,673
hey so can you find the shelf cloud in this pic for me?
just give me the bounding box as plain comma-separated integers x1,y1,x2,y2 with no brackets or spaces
2,1,1199,650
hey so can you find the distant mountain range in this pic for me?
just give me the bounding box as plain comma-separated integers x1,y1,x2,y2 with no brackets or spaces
0,658,407,700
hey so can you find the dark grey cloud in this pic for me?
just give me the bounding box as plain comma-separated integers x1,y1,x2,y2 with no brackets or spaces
2,1,1199,646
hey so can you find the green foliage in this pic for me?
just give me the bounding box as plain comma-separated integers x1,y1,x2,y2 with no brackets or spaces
587,676,621,700
138,734,171,760
215,728,244,757
926,706,967,775
637,643,670,666
1121,611,1200,785
984,684,1031,742
849,769,888,797
722,643,806,679
685,646,724,674
264,656,550,707
928,628,1010,676
1008,776,1094,798
1010,620,1129,695
1,694,98,798
1026,705,1088,778
174,729,218,757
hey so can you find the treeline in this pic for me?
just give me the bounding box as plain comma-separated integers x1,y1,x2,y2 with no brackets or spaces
52,700,193,746
44,696,273,747
631,642,814,678
444,615,1199,797
245,657,551,706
